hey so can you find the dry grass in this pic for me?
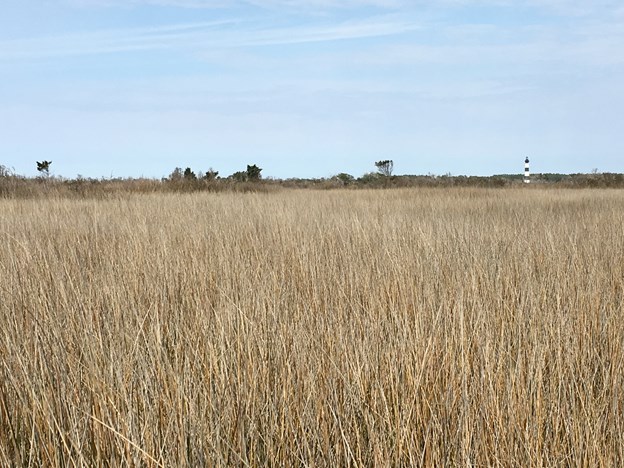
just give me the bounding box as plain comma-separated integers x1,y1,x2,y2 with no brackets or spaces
1,187,623,466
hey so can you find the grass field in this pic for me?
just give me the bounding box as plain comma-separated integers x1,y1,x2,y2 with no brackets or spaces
1,187,623,466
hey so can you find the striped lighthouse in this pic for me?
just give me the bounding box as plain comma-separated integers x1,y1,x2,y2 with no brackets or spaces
524,157,530,184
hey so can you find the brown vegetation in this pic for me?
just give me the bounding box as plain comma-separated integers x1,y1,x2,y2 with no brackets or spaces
2,170,624,200
1,188,623,466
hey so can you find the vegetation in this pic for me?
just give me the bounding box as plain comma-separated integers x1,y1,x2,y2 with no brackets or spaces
229,170,249,182
227,164,262,182
246,164,262,181
1,187,623,465
183,167,197,181
0,164,14,178
375,159,394,176
36,160,52,176
202,168,219,181
2,160,624,199
333,172,355,186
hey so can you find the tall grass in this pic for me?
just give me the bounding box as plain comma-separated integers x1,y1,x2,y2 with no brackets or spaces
1,188,623,466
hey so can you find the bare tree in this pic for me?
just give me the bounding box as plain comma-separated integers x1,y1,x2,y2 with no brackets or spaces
375,160,393,177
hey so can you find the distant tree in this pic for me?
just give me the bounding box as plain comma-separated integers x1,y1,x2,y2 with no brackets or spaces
36,160,52,176
358,172,381,184
183,167,197,180
230,171,248,182
246,164,262,181
334,173,355,185
203,168,219,180
375,160,393,177
168,167,183,181
0,165,14,178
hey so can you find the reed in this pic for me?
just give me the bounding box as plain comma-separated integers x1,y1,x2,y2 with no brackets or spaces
1,187,623,466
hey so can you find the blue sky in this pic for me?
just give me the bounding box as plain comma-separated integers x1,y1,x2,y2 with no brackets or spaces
1,0,623,179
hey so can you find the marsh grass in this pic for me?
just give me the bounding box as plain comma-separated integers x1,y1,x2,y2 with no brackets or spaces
1,188,623,466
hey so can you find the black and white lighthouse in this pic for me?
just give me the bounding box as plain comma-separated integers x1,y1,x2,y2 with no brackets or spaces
524,157,530,184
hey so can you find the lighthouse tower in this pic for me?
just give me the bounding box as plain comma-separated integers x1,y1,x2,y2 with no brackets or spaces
524,157,530,184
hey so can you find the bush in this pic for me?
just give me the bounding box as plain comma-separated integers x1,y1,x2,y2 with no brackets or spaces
184,168,197,181
247,164,262,181
333,173,355,186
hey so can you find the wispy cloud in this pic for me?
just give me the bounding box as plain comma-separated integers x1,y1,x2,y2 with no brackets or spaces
64,0,230,7
66,0,406,8
0,15,419,60
64,0,624,14
0,20,236,59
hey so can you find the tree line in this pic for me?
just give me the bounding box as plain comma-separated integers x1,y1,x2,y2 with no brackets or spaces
3,159,624,199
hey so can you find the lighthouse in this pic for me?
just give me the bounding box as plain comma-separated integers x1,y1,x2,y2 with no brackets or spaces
524,157,530,184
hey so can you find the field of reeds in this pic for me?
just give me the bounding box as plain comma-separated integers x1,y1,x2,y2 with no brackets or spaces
1,187,623,466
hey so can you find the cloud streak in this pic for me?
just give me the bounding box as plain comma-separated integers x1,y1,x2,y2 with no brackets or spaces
64,0,624,15
0,15,419,60
66,0,406,8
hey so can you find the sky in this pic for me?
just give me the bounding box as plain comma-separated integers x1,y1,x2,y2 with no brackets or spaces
0,0,623,179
